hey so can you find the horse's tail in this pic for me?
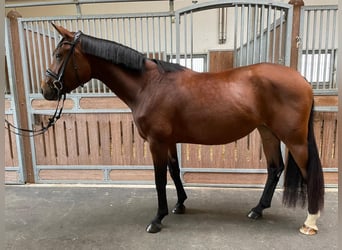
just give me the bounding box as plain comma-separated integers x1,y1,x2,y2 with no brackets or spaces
283,103,324,213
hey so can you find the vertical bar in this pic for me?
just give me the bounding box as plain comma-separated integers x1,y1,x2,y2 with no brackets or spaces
158,17,162,60
140,17,144,55
30,22,40,94
329,9,337,89
146,17,150,58
41,21,49,75
24,23,34,93
265,5,271,62
252,5,258,64
303,9,310,78
152,17,156,58
122,18,127,45
239,5,245,66
5,18,25,183
190,11,193,70
86,19,91,94
310,10,317,86
316,10,323,89
259,5,265,62
128,18,132,48
134,17,138,50
271,7,277,63
278,8,284,65
284,6,293,66
170,15,174,61
246,4,251,65
164,16,167,60
184,12,187,67
91,18,97,93
233,4,238,67
322,10,330,88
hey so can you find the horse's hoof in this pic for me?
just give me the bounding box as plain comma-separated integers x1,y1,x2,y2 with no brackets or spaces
247,210,262,220
299,224,318,235
146,222,162,233
172,203,186,214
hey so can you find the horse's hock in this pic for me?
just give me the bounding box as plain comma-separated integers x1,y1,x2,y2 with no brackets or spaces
4,1,338,186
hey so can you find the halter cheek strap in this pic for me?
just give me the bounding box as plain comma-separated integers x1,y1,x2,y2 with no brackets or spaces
45,31,82,95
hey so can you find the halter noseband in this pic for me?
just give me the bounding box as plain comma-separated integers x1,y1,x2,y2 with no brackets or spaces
46,31,82,96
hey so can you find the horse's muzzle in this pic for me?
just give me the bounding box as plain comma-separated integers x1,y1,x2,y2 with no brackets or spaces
41,81,59,100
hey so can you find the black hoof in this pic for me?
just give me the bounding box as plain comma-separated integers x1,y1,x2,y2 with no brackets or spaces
172,203,186,214
146,222,162,233
247,209,262,220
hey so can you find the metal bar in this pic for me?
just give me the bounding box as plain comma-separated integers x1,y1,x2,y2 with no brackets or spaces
5,18,26,183
259,4,264,62
329,9,337,89
18,19,39,182
271,7,277,63
316,10,323,89
190,11,193,70
183,12,187,67
6,0,170,8
309,10,317,85
246,4,251,65
304,9,311,76
252,5,258,64
233,4,238,67
24,22,34,93
284,6,292,66
278,8,284,64
239,5,244,66
322,10,330,89
265,5,271,62
146,17,150,57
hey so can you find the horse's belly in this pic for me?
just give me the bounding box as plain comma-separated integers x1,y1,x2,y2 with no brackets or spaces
176,119,257,145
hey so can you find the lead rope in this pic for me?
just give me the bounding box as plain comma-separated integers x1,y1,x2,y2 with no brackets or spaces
4,93,66,137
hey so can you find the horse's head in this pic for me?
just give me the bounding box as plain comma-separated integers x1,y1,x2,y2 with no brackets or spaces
41,23,91,100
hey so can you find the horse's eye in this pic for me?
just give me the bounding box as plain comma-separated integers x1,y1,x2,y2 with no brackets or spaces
56,53,62,60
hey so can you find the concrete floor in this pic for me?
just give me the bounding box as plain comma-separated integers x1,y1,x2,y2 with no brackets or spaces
5,185,337,250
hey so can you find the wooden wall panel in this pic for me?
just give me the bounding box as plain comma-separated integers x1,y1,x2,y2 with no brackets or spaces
39,169,103,181
5,115,19,167
209,50,234,72
184,172,267,185
26,98,338,185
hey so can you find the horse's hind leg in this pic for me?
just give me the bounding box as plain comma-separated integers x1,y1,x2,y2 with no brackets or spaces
248,126,284,219
168,144,187,214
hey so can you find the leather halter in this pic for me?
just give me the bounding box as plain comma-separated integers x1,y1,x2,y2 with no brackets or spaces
45,31,82,96
5,31,83,137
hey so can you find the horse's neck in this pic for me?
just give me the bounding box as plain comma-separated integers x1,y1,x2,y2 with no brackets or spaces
89,56,151,109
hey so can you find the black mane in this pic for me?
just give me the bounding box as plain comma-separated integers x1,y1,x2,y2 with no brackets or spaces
80,33,184,73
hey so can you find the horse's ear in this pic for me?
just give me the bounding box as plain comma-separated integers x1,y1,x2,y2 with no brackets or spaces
51,22,73,39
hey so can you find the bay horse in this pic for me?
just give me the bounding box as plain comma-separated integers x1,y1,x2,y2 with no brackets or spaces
41,24,324,235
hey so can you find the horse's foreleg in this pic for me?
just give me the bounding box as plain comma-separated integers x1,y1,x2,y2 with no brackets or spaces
248,127,284,219
168,144,187,214
146,141,169,233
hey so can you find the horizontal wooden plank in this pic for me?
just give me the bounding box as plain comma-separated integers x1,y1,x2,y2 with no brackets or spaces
31,99,74,110
314,96,337,106
39,169,103,180
110,169,155,181
5,171,19,183
5,99,11,111
323,172,338,185
110,169,173,182
183,172,267,185
79,97,129,110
